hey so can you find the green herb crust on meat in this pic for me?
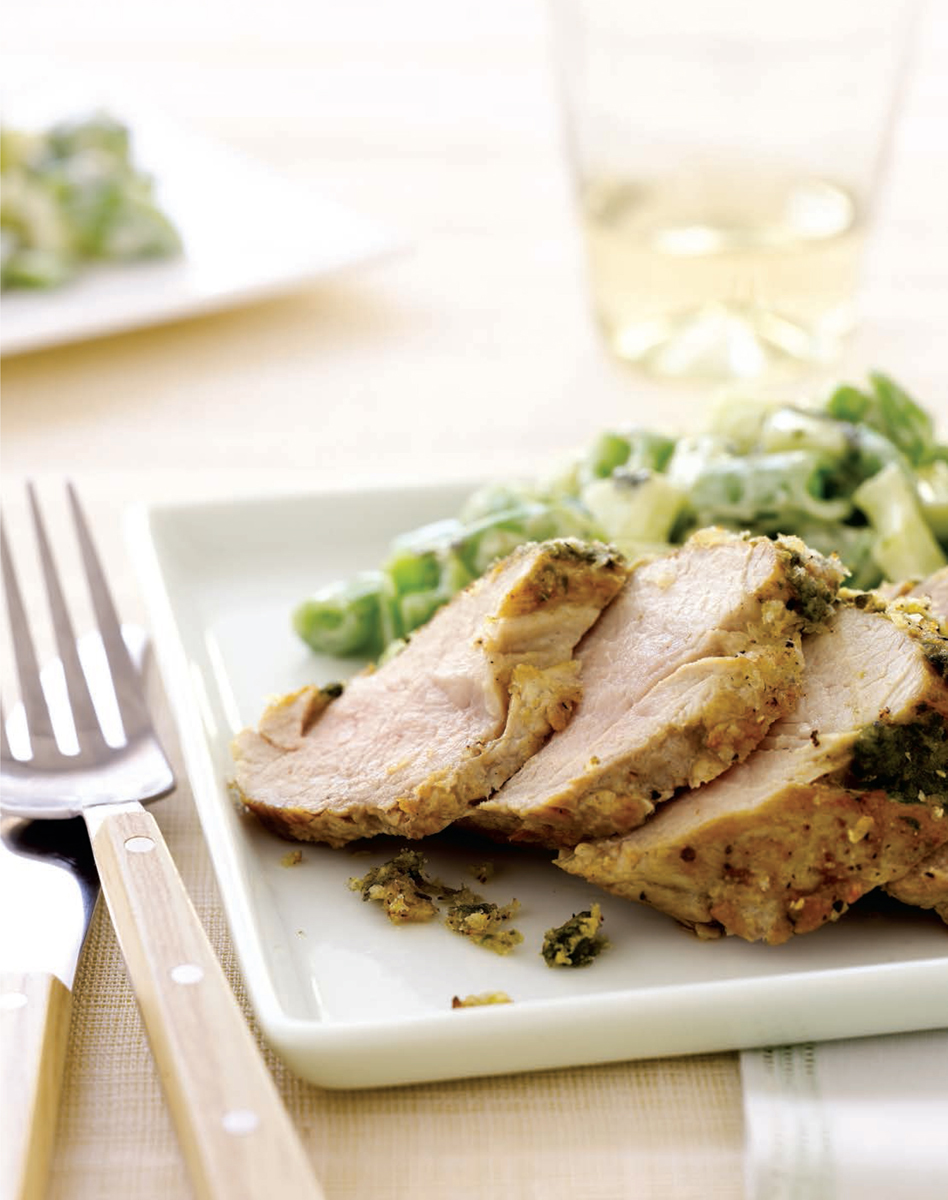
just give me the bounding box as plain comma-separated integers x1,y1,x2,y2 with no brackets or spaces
846,711,948,805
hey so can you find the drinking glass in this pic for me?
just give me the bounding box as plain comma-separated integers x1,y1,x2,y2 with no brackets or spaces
550,0,920,382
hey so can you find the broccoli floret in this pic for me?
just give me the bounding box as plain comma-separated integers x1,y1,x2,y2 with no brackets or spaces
293,571,387,657
825,373,938,467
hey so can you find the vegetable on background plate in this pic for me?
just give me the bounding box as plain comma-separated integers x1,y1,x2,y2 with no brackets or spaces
1,112,181,289
294,372,947,659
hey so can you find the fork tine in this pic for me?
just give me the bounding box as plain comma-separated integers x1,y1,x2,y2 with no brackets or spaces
0,700,11,762
0,517,56,750
27,483,108,750
66,483,152,741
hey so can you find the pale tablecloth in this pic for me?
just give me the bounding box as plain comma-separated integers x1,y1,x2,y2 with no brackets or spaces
2,2,947,1198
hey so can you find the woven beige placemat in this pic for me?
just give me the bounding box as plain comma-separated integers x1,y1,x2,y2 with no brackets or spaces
45,640,745,1200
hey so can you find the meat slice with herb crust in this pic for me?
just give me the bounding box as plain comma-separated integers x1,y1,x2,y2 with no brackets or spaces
915,566,948,616
231,539,628,846
465,529,844,848
884,842,948,923
884,568,948,920
879,566,948,612
558,594,948,944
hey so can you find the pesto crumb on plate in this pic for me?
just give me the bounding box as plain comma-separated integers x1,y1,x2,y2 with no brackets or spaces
443,898,524,956
542,904,608,968
451,992,513,1009
347,849,440,924
348,848,524,953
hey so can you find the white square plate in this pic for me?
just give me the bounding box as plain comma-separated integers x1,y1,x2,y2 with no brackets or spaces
0,112,403,357
129,486,948,1089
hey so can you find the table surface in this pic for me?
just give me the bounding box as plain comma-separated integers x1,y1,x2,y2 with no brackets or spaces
2,3,947,1198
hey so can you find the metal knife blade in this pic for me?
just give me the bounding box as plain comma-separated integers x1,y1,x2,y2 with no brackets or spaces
0,750,100,1200
0,814,99,988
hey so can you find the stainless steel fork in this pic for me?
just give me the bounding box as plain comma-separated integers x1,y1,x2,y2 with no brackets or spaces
0,483,322,1200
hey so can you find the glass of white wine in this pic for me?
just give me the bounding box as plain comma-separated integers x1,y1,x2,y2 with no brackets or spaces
550,0,920,383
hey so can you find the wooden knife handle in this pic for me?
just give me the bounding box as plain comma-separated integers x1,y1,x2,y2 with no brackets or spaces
87,804,323,1200
0,970,72,1200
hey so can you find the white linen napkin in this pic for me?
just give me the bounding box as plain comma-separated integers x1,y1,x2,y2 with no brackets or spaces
740,1030,948,1200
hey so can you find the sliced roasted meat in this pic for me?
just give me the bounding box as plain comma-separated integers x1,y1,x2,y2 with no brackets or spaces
558,594,948,944
885,843,948,923
231,540,628,846
917,566,948,615
884,568,948,921
880,566,948,612
466,530,844,848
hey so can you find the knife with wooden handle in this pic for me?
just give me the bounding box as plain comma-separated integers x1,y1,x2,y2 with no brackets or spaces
1,629,324,1200
0,631,133,1200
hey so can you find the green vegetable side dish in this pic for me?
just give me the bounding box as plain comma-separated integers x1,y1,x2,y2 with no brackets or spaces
1,113,181,289
294,373,948,659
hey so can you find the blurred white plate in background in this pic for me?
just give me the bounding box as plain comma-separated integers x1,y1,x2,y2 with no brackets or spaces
0,107,405,357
